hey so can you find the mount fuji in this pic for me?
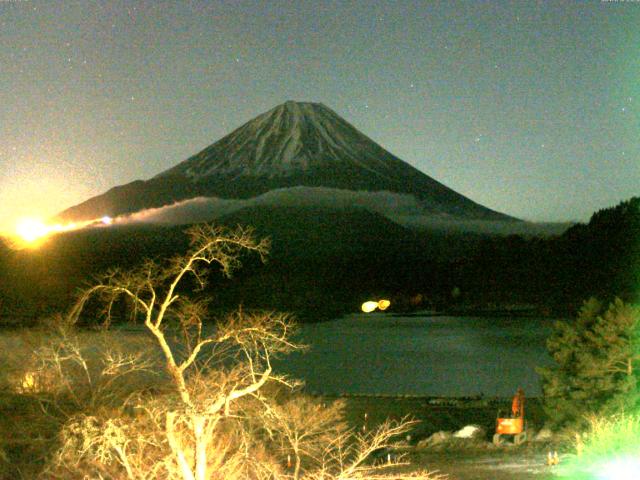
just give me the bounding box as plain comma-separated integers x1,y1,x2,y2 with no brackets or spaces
58,101,515,225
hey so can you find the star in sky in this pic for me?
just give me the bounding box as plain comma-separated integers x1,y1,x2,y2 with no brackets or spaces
0,0,638,230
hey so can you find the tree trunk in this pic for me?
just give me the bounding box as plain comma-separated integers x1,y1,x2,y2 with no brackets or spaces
193,415,208,480
293,447,301,480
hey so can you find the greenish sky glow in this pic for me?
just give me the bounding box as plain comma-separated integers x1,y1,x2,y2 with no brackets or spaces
1,0,639,231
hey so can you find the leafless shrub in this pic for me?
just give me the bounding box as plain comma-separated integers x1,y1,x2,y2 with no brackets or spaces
0,324,161,477
259,395,348,479
24,323,159,415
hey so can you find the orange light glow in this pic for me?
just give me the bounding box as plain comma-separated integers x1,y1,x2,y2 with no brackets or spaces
361,299,392,313
11,215,114,248
377,299,391,310
15,218,49,243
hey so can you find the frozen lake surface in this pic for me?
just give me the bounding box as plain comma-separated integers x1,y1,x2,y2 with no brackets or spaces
274,313,555,397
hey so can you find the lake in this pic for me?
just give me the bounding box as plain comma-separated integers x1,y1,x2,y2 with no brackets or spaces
274,313,556,397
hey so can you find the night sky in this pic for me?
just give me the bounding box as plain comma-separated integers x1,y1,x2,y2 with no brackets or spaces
1,0,638,233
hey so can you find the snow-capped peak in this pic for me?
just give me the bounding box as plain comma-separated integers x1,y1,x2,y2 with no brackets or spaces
155,101,402,180
58,101,515,223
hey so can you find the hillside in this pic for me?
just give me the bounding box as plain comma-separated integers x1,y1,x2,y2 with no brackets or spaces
57,101,514,223
2,198,637,325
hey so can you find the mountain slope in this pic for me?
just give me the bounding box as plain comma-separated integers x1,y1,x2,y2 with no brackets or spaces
58,101,514,222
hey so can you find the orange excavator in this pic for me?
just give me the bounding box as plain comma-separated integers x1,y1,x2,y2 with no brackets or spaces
493,388,527,445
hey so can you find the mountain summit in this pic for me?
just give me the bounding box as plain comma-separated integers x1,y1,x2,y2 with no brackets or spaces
59,101,514,222
158,101,423,179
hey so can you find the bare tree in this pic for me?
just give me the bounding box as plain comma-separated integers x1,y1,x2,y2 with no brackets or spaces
61,224,299,479
69,224,273,404
37,223,445,480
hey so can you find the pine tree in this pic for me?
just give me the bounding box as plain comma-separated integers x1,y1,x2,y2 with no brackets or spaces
538,298,640,430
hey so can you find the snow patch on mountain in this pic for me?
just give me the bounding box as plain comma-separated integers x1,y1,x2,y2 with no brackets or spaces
155,101,400,180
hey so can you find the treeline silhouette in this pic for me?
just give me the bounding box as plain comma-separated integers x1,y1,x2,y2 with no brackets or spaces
1,197,637,324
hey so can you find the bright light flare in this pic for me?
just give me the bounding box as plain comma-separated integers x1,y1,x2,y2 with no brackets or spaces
16,218,49,243
596,457,640,480
361,301,378,313
361,299,392,313
11,215,114,248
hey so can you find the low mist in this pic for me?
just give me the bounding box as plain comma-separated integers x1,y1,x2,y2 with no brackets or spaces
114,187,572,237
